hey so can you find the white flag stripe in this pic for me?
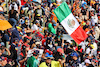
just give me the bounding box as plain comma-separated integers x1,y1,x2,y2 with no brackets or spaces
61,13,79,35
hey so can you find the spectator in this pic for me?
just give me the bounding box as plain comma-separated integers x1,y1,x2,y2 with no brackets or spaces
39,52,62,67
9,5,18,27
27,50,39,67
18,45,30,67
9,2,18,11
83,59,93,67
0,0,100,67
10,38,19,66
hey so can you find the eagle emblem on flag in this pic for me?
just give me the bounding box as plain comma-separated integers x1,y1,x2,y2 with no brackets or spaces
67,19,75,28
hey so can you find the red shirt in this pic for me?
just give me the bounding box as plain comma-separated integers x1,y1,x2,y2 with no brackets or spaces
21,0,26,5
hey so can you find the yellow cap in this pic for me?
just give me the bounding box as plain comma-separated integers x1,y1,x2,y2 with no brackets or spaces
90,44,94,49
25,20,28,22
36,14,40,17
16,26,21,30
53,3,57,5
2,4,6,7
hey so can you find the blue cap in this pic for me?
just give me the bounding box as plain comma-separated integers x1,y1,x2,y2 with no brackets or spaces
71,52,78,57
82,2,87,7
20,19,25,24
53,24,56,26
45,52,53,57
0,42,5,46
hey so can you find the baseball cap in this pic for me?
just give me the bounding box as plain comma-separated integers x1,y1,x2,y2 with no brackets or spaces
71,52,78,57
53,3,57,5
36,14,40,17
35,20,39,24
91,8,95,11
33,50,39,56
12,2,16,5
45,52,54,59
85,59,91,64
35,42,42,45
0,42,5,46
13,38,19,42
16,26,22,30
21,44,30,50
57,48,64,54
65,41,69,43
98,52,100,54
53,24,56,26
20,19,25,24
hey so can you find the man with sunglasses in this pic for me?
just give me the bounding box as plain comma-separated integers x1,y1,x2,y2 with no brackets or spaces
39,52,62,67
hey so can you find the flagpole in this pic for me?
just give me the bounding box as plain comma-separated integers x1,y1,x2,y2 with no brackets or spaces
41,7,56,16
6,0,9,53
71,0,73,6
6,0,8,20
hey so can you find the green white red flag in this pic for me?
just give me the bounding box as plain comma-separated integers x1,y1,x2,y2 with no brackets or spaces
54,2,88,44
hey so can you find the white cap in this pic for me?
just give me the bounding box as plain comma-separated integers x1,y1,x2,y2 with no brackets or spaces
91,8,95,11
76,16,79,19
85,59,91,64
98,52,100,54
98,24,100,26
35,42,42,45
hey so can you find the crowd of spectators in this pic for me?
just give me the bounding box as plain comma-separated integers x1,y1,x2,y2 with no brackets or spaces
0,0,100,67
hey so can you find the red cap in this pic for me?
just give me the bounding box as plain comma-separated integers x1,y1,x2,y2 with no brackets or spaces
33,30,35,33
57,48,64,54
23,43,30,47
21,44,30,50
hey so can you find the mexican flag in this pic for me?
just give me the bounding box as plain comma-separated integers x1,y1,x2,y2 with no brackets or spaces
54,2,88,44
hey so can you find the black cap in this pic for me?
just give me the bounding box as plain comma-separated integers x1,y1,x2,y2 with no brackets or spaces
13,38,19,42
65,41,69,43
21,15,25,17
22,45,26,50
33,50,39,56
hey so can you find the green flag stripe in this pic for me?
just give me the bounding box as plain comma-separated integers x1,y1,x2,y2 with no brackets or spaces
54,2,71,22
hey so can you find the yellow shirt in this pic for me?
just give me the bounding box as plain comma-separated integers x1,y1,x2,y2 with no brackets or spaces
39,61,61,67
91,0,96,5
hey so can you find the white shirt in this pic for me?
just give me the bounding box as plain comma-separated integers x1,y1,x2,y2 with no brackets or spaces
31,24,38,30
95,26,100,40
90,15,98,26
0,7,3,11
17,0,21,6
86,48,91,54
57,0,62,2
9,3,18,11
79,42,86,51
93,42,97,50
83,65,87,67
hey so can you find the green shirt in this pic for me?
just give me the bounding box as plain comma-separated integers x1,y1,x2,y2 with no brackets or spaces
48,23,56,34
27,56,39,67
